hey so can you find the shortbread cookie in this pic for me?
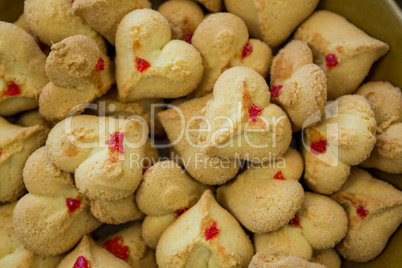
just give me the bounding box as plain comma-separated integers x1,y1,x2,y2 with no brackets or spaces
0,117,49,202
198,67,292,162
158,0,204,42
136,161,209,248
24,0,107,53
332,167,402,262
194,0,222,12
97,222,157,267
158,94,240,185
92,89,165,139
0,22,48,116
311,249,341,268
295,11,389,99
16,110,53,128
356,81,402,173
254,192,348,260
116,9,203,100
72,0,151,45
225,0,318,47
270,40,327,130
217,148,304,233
39,35,114,121
191,13,272,97
156,190,254,267
303,95,376,194
57,236,131,268
249,252,324,268
0,202,63,267
13,147,101,256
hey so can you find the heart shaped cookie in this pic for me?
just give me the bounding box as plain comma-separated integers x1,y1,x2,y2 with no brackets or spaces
116,9,203,101
190,12,272,97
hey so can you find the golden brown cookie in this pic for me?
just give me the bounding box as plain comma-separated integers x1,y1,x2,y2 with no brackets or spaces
190,13,272,97
13,147,101,256
254,192,348,261
0,22,48,116
294,10,389,99
16,110,53,129
24,0,107,52
57,235,131,268
39,35,114,121
332,167,402,262
356,81,402,174
198,66,292,162
158,94,240,185
116,9,203,100
72,0,151,45
97,222,157,267
302,95,376,194
311,249,341,268
158,0,204,42
224,0,318,48
194,0,222,12
270,40,327,131
249,252,325,268
217,148,304,233
0,202,63,267
156,190,254,267
0,117,49,202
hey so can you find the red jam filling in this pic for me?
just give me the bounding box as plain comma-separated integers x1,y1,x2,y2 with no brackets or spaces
249,104,262,122
176,207,189,217
184,33,193,44
241,41,253,61
325,54,338,68
96,58,105,71
269,85,282,98
288,214,301,228
356,205,368,219
66,198,81,212
205,219,220,240
109,132,125,154
310,139,327,155
73,256,89,268
4,82,21,96
104,236,129,261
273,171,285,180
136,58,151,72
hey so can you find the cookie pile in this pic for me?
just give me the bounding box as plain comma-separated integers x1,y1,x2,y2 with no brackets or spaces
0,0,401,267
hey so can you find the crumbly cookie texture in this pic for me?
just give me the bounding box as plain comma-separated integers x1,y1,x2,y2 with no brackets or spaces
72,0,150,45
294,10,389,100
254,192,348,261
332,168,402,262
156,190,254,268
190,13,272,97
57,235,131,268
270,40,327,131
116,9,203,101
0,202,63,267
136,160,209,248
0,117,49,202
194,0,222,12
92,88,165,139
46,115,147,206
224,0,318,48
39,35,114,121
24,0,107,53
158,94,240,185
158,0,204,42
249,252,325,268
16,110,53,129
97,222,157,267
0,22,48,116
311,249,341,268
13,147,101,256
302,95,376,194
217,148,304,233
198,66,292,162
356,81,402,173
